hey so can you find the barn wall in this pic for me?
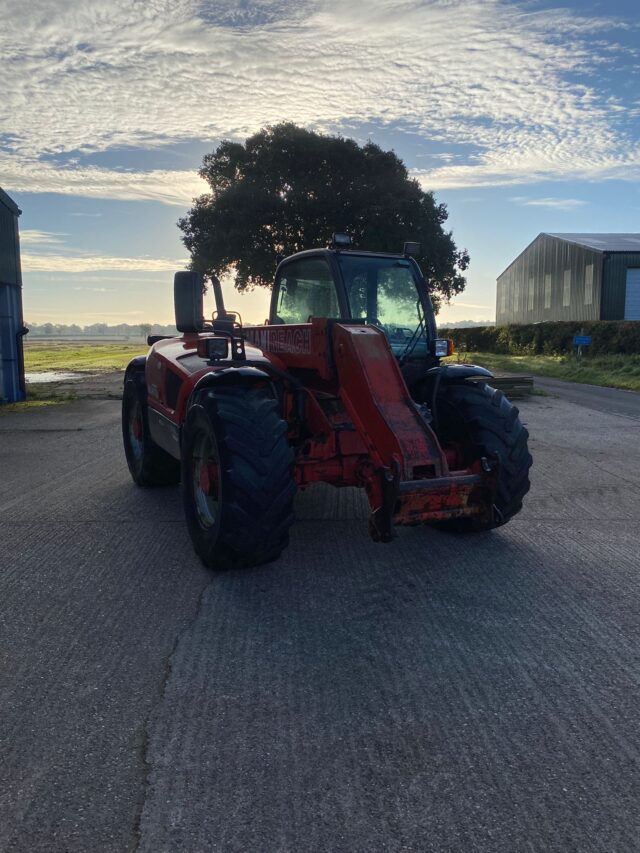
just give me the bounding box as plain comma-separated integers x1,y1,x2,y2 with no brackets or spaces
0,197,21,286
496,234,603,325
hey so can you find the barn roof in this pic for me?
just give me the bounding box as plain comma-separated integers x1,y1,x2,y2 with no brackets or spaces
545,233,640,252
0,186,21,215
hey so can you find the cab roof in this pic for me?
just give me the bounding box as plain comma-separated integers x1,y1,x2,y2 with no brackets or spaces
280,248,411,264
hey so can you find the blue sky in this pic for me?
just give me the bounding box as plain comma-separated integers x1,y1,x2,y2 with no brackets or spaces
2,0,639,326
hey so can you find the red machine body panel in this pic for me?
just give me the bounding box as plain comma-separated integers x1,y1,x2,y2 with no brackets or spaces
145,333,283,425
330,323,446,478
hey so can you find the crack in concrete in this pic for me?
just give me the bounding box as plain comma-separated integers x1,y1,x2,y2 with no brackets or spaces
129,572,215,853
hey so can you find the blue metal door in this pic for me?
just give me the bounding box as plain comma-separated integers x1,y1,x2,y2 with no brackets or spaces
624,268,640,320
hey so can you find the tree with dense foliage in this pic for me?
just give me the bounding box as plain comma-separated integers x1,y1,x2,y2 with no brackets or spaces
179,123,469,308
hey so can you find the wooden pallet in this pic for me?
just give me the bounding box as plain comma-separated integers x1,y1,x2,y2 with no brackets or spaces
481,372,534,398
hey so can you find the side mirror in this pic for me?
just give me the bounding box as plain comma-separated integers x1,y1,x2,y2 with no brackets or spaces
403,241,421,257
174,271,204,333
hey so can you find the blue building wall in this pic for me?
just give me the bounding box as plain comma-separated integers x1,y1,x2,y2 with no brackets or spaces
601,253,640,320
0,187,26,403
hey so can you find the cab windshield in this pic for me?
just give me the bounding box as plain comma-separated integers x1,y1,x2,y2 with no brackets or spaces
337,254,428,357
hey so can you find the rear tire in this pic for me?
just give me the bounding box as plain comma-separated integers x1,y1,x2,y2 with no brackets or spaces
181,385,296,569
122,375,181,487
435,381,532,531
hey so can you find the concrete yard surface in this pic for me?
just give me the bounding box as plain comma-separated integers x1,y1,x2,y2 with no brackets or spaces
535,375,640,421
1,386,639,852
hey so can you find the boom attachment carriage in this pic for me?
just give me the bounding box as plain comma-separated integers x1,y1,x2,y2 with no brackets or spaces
245,318,499,541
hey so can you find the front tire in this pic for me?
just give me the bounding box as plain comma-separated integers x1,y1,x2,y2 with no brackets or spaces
181,385,296,569
122,375,181,486
435,381,532,531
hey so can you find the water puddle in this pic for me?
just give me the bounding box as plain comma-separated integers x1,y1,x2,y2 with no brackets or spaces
25,371,82,383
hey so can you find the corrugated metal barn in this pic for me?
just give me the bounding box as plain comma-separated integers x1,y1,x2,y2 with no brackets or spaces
0,187,26,403
496,233,640,325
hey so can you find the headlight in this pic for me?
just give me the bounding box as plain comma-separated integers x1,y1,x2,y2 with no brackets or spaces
197,337,229,361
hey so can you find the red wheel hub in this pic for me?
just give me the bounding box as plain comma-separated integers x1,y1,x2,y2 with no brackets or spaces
199,461,219,495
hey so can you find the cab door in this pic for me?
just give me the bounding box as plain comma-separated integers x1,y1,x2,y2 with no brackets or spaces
270,254,347,324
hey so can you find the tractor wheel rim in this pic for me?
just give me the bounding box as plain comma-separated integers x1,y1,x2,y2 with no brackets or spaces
128,399,144,461
192,432,220,529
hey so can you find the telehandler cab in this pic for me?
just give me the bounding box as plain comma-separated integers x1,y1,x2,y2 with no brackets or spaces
122,236,531,568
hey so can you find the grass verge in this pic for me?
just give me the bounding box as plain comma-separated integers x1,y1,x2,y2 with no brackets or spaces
0,397,75,415
0,383,79,415
450,352,640,393
24,342,146,372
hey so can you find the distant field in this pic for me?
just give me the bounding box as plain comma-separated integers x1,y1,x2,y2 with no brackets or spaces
453,351,640,393
21,340,640,392
24,341,147,373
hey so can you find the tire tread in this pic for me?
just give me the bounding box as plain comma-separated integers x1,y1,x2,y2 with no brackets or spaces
182,385,295,569
437,381,532,531
122,375,180,487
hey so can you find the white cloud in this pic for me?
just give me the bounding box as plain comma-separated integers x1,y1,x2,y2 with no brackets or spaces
3,156,206,205
446,301,494,310
509,196,587,210
20,229,68,246
0,0,638,200
19,229,187,273
26,309,147,321
22,253,185,272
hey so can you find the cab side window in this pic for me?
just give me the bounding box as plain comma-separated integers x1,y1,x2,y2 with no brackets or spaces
274,258,339,324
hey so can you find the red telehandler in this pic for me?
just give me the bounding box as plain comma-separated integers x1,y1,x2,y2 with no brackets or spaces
122,237,531,568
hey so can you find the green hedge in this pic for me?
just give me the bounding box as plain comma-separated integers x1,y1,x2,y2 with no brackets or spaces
439,321,640,356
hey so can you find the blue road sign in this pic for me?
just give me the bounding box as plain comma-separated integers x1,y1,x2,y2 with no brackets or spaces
573,335,592,346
